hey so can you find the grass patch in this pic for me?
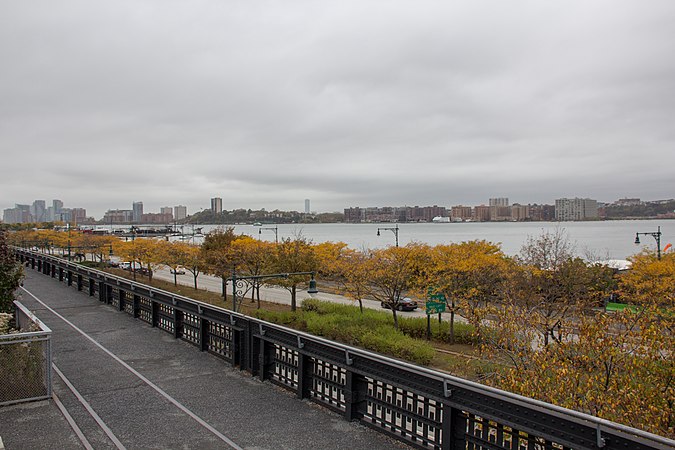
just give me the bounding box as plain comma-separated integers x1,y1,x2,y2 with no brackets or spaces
98,268,484,375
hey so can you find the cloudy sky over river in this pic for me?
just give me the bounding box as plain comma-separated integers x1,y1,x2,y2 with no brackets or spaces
2,1,674,217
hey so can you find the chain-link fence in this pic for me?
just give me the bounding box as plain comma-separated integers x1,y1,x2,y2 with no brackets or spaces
0,301,52,406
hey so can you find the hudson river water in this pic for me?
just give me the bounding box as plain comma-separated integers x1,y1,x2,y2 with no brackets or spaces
175,219,672,260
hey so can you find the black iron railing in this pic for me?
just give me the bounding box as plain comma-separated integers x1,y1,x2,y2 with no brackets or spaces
14,248,674,450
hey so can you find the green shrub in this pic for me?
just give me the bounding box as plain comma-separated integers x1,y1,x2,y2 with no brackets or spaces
398,316,477,344
256,300,437,365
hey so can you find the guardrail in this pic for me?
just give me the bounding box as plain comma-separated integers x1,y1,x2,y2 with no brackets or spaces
14,248,674,450
0,300,52,406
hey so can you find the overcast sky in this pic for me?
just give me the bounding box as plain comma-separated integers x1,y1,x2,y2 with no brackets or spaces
2,1,674,219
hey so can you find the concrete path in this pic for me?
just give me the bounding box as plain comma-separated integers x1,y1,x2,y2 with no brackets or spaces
0,270,408,450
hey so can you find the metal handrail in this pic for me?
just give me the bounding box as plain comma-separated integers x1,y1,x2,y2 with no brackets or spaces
15,247,675,449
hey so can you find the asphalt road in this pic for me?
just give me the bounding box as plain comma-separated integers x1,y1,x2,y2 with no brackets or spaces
152,268,432,319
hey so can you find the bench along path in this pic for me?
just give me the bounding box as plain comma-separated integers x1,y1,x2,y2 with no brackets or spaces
12,270,405,450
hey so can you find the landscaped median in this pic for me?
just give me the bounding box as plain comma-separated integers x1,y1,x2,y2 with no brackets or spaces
253,299,480,366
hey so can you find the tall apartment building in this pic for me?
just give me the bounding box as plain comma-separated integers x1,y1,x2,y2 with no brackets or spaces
555,198,598,221
71,208,87,224
488,198,510,221
473,205,490,222
511,204,530,221
489,198,509,207
103,209,134,224
211,197,223,214
3,205,31,224
174,205,187,221
304,199,310,214
160,206,174,217
142,213,173,224
529,204,556,221
451,206,472,221
132,201,144,223
31,200,46,222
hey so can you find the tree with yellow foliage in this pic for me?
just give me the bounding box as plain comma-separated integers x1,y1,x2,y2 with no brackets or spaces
427,240,511,344
158,241,192,286
269,236,317,312
314,242,372,313
365,243,430,329
484,247,674,437
182,243,207,290
201,227,244,299
229,237,275,308
114,239,164,283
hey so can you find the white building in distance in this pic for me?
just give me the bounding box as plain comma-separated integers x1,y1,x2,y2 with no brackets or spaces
555,198,598,221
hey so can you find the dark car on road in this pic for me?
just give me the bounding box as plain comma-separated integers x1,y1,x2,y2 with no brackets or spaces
380,297,418,311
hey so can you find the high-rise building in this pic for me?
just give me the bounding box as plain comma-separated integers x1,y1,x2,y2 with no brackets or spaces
103,209,134,224
3,205,31,224
473,205,491,222
53,199,63,215
211,197,223,214
489,198,509,207
132,201,143,223
555,198,598,221
174,205,187,221
160,206,173,216
305,199,310,214
71,208,87,224
511,204,530,221
451,206,473,222
31,200,46,222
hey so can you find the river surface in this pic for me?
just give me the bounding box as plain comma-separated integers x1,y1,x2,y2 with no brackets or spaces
153,220,672,260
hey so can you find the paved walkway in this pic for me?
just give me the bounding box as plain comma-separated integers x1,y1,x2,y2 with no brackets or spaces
0,271,407,450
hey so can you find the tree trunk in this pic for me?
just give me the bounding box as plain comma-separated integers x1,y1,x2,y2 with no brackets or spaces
391,307,399,329
291,284,297,311
358,299,363,313
173,272,178,286
193,273,198,290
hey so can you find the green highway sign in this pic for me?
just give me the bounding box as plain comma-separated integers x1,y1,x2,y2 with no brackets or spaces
426,301,446,315
429,293,446,302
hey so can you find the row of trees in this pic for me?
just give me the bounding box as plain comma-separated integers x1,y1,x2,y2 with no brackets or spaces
7,227,674,436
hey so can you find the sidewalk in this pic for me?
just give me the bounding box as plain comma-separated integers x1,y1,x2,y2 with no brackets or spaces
0,270,407,449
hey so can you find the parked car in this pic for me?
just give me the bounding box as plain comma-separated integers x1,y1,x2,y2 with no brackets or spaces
170,266,186,275
380,297,418,311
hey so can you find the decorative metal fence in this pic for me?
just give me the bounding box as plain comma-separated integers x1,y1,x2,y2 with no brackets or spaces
0,300,52,406
14,249,675,450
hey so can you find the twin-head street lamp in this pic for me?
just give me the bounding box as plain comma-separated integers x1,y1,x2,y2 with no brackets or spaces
377,224,399,247
258,225,279,243
634,226,662,260
229,270,318,312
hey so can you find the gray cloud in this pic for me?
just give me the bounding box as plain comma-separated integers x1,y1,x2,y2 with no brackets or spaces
2,0,674,218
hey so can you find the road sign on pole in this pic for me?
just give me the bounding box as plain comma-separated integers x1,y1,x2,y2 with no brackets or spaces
426,301,446,315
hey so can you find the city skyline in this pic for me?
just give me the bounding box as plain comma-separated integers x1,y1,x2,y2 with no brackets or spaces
2,2,675,217
4,194,672,224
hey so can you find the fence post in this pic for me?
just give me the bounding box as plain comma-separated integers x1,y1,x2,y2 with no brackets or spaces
441,405,467,450
258,338,275,381
297,353,312,399
173,308,182,339
344,370,367,422
200,317,209,351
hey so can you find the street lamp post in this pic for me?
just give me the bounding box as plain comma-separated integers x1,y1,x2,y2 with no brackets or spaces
377,224,400,247
634,226,662,260
229,270,318,312
259,225,279,243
